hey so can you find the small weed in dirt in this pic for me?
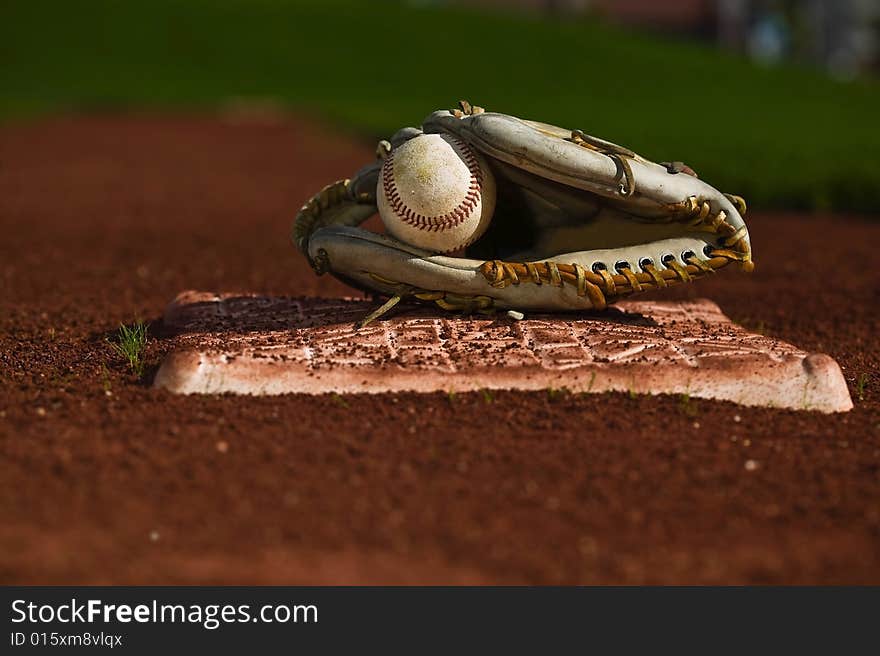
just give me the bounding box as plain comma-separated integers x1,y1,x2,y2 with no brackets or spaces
856,373,868,402
587,371,597,393
447,390,457,404
546,387,570,401
678,393,699,417
331,392,349,408
481,389,494,404
108,321,148,377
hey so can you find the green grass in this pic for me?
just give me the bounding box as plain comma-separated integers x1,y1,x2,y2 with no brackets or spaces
546,386,570,401
856,373,868,402
330,392,350,408
2,0,879,211
678,392,699,417
108,322,149,378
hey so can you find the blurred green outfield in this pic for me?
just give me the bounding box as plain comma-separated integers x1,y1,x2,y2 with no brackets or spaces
2,0,879,212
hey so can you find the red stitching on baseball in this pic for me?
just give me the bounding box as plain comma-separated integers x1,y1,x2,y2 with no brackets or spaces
381,136,484,232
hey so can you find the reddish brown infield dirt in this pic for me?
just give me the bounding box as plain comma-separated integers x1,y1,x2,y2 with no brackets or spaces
1,114,878,585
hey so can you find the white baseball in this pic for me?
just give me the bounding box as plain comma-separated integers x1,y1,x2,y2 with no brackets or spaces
377,133,496,253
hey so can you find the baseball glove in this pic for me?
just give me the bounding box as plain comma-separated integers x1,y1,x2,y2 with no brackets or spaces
293,101,753,326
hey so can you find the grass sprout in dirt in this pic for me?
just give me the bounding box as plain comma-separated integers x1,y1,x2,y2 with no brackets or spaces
108,322,148,377
857,373,869,402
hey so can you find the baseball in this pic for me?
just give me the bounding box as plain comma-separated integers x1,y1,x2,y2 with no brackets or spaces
377,133,496,253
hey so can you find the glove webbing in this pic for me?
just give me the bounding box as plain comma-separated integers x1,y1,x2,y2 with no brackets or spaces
293,178,377,272
668,195,754,272
292,179,350,257
479,252,738,312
